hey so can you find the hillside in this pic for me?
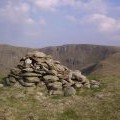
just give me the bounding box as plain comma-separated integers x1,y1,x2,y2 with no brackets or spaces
41,44,119,74
92,51,120,76
0,44,120,120
0,45,32,76
0,44,119,76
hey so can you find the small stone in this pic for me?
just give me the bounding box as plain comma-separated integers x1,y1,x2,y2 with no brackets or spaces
20,73,42,77
34,70,46,74
84,82,91,88
37,92,43,96
19,79,35,87
27,51,46,58
0,84,3,87
5,77,16,86
54,60,60,64
68,70,87,83
64,86,76,96
74,83,83,89
55,64,65,72
8,76,17,83
45,59,54,68
25,58,32,64
90,80,100,88
41,66,49,72
92,85,99,88
37,62,49,69
47,82,62,90
35,58,45,63
61,80,68,85
24,77,40,83
8,74,19,80
90,80,100,85
57,74,63,79
63,82,74,88
43,75,59,83
10,68,21,76
48,70,58,76
22,68,34,72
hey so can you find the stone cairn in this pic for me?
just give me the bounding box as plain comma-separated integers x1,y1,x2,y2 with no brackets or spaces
4,51,100,96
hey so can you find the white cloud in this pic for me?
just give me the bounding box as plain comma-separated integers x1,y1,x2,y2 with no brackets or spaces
33,0,75,11
88,14,120,32
33,0,107,14
34,0,59,11
25,18,35,24
19,2,30,13
65,15,77,22
0,1,35,25
80,0,107,14
39,19,47,26
0,0,47,42
79,14,120,32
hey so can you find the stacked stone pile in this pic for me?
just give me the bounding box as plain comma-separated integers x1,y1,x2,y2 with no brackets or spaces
4,51,100,96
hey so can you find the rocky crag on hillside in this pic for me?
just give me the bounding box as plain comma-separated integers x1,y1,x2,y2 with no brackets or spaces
2,51,100,96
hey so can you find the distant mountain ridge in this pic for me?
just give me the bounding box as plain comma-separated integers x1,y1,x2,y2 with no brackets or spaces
0,44,120,76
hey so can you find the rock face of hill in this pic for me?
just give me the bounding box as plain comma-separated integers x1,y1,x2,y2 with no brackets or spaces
4,51,99,96
0,45,32,76
41,44,118,74
0,44,119,76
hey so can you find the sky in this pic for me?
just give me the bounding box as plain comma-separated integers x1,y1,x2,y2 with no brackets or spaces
0,0,120,48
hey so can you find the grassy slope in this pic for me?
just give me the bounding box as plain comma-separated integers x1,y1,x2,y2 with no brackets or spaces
93,50,120,77
0,75,120,120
